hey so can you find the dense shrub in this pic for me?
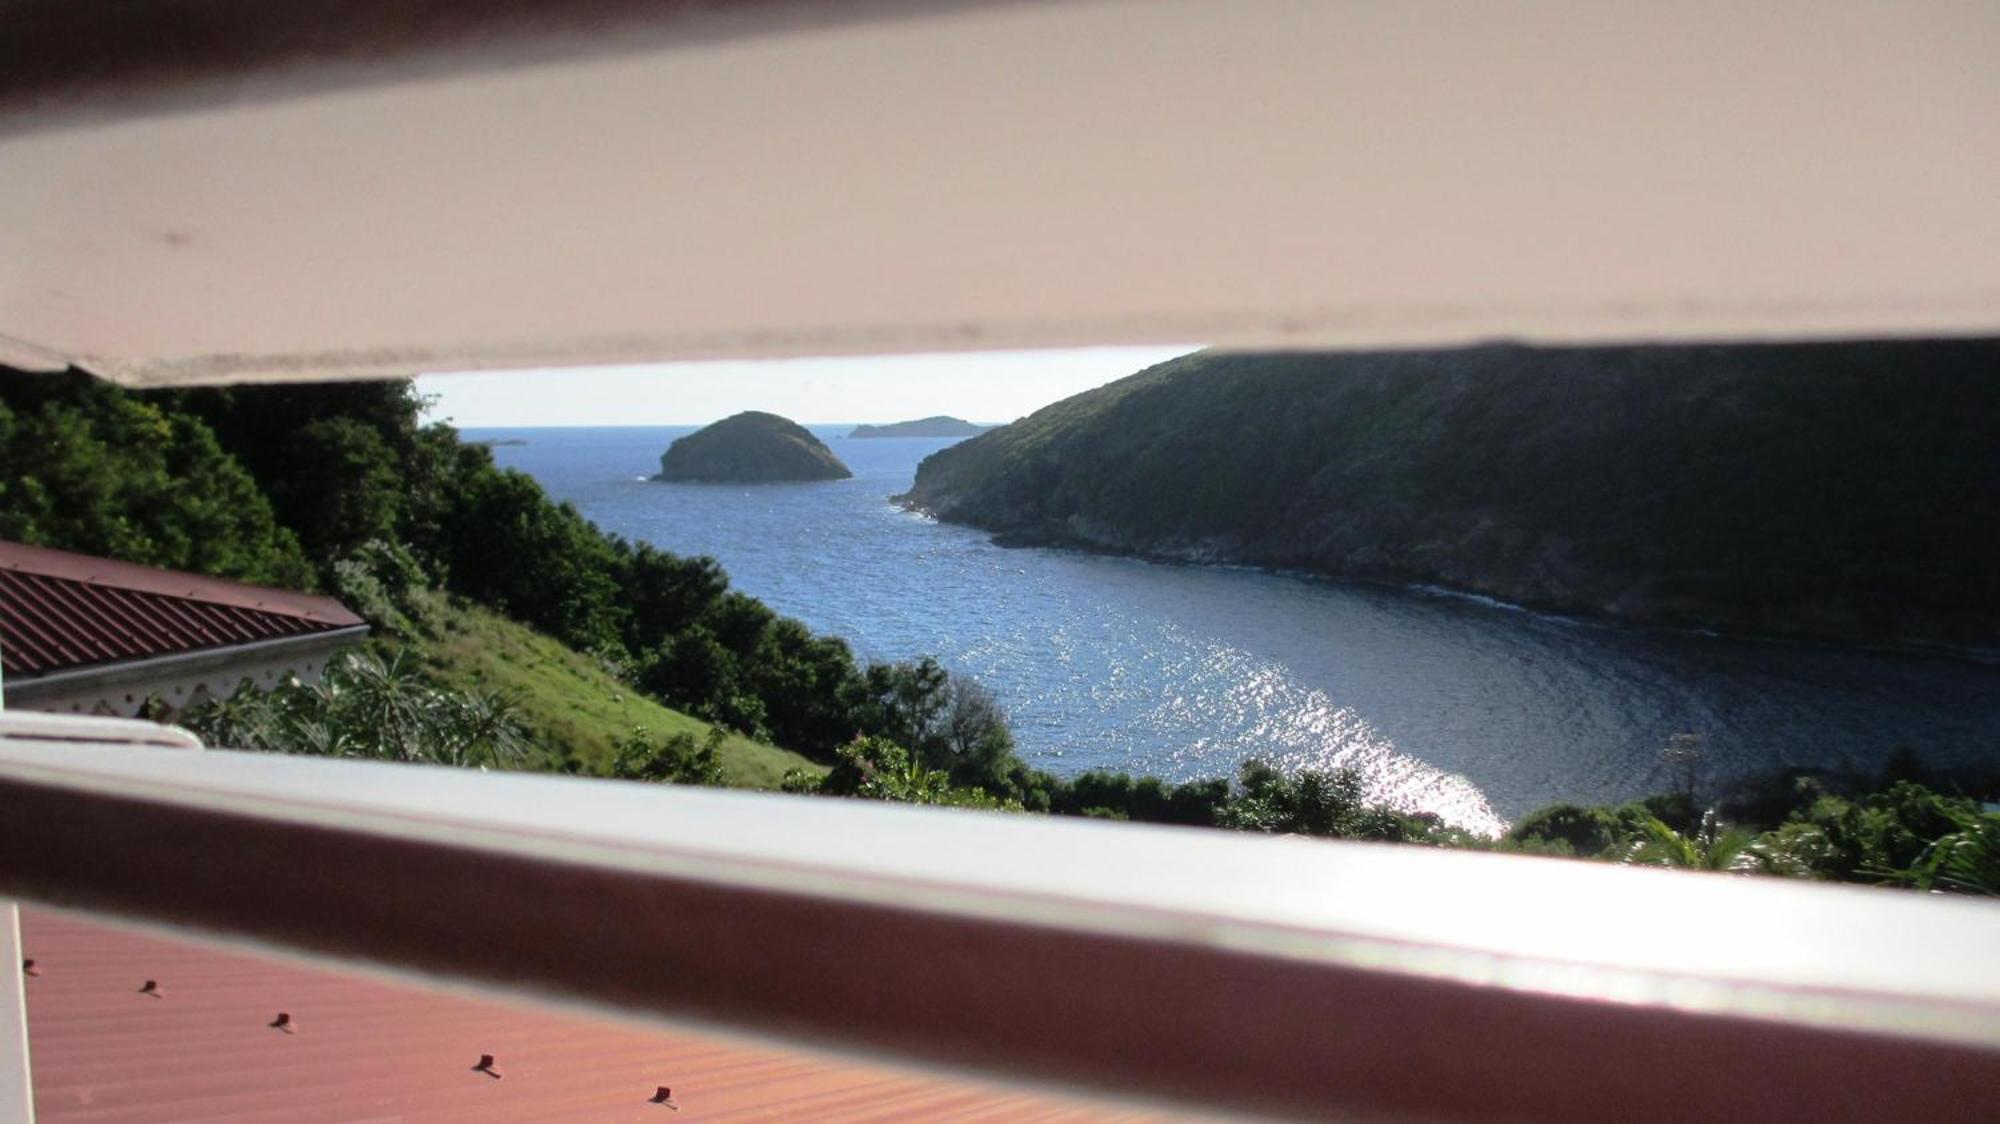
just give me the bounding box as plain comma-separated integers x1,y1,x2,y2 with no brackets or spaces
1508,803,1632,858
608,726,727,787
1218,761,1429,842
1513,763,1999,894
797,736,1020,810
0,371,312,586
182,650,531,768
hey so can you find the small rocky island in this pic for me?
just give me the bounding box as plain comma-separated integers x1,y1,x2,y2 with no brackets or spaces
656,411,851,483
848,416,991,439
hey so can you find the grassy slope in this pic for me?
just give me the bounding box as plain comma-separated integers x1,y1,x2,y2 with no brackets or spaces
416,596,825,789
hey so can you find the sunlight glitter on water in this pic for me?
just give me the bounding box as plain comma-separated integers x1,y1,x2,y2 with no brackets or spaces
1159,642,1507,836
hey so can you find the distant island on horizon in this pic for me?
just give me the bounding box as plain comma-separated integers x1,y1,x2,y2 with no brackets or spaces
848,416,993,439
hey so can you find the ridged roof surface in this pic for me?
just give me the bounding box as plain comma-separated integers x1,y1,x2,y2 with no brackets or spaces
0,541,363,678
21,908,1166,1122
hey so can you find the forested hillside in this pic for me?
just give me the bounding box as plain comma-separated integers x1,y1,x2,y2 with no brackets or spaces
0,370,967,775
901,340,2000,650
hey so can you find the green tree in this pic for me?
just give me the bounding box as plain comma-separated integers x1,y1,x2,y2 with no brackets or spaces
1217,760,1411,840
801,736,1019,810
637,626,762,736
0,370,312,586
1508,804,1621,857
609,726,727,786
742,618,863,754
610,540,730,650
438,465,623,652
277,417,405,561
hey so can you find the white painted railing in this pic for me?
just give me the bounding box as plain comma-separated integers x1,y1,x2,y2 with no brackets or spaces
1,714,1996,1120
0,711,202,750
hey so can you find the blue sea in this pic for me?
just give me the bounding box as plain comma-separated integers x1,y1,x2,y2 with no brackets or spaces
469,425,2000,833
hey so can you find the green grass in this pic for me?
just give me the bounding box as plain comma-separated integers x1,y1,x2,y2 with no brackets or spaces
411,594,825,789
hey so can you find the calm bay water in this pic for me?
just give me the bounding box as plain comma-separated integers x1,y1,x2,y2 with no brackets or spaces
471,425,2000,832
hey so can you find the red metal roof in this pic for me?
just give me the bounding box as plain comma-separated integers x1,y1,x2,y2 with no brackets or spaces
20,907,1166,1122
0,541,363,678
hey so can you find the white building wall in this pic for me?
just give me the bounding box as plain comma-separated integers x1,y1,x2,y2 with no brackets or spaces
4,631,368,718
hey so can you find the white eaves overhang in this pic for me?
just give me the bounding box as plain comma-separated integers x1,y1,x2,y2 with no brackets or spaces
1,0,1995,385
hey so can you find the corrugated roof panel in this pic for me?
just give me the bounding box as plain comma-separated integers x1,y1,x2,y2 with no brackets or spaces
67,581,167,658
0,574,76,669
20,909,1168,1122
0,540,362,678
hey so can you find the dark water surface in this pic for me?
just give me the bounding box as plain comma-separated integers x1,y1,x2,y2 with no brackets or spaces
470,426,2000,832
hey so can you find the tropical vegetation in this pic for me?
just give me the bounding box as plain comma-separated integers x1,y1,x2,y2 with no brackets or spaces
184,649,534,769
3,364,1993,897
1504,755,2000,894
901,340,2000,651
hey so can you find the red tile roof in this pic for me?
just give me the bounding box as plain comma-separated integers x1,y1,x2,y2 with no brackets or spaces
20,908,1166,1122
0,541,363,679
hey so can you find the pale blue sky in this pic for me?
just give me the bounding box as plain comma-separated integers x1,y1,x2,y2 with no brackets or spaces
416,345,1201,428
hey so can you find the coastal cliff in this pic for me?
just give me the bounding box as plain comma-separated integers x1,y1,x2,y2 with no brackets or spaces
899,341,2000,650
657,412,851,483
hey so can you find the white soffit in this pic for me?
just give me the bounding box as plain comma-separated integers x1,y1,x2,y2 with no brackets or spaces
1,0,1996,386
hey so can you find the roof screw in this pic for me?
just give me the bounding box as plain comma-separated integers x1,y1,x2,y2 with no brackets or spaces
269,1012,294,1034
472,1054,501,1079
21,959,38,977
649,1086,680,1109
138,979,161,997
